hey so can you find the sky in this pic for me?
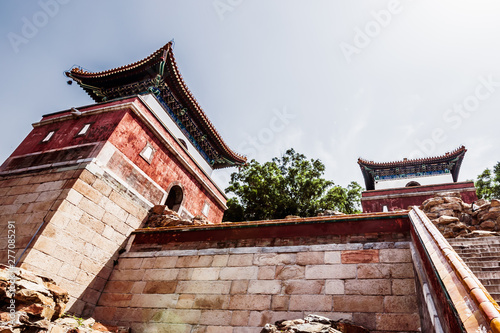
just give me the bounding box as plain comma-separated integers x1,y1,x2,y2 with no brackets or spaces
1,0,500,192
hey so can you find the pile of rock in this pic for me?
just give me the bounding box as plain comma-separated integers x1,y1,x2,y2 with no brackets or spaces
421,192,500,238
260,314,369,333
144,205,211,228
0,265,125,332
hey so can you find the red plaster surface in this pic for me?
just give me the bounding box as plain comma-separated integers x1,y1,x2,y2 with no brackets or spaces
361,182,477,213
3,97,227,223
8,109,126,157
108,103,225,222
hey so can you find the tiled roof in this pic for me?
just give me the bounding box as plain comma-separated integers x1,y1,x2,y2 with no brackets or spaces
358,146,466,168
66,42,246,168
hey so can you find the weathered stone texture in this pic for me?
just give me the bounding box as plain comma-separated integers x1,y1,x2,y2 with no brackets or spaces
94,242,419,332
1,165,148,317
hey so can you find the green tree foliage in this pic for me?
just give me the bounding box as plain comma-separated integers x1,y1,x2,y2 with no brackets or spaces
223,148,362,222
476,161,500,200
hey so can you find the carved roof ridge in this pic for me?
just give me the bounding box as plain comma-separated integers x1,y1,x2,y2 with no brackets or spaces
358,146,467,168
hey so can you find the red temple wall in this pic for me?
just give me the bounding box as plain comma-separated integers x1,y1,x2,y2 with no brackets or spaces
361,181,478,213
108,106,225,223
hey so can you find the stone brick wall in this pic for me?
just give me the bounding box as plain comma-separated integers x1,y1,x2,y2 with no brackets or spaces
95,241,420,332
0,167,82,264
0,161,149,317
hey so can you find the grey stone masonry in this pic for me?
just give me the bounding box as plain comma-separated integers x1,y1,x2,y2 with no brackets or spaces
449,236,500,302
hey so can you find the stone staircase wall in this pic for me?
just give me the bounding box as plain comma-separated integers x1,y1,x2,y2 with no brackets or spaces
449,236,500,302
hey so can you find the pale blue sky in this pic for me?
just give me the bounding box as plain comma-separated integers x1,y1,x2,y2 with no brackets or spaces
1,0,500,190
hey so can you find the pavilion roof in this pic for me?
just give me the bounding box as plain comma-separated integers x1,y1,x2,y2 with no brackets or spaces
358,146,467,190
65,42,246,169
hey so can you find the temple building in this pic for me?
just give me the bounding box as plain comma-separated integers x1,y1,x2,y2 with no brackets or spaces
358,146,477,212
0,42,245,313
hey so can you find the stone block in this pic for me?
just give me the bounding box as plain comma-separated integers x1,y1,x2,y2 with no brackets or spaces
325,280,344,295
231,311,250,326
248,311,275,328
289,295,332,311
333,295,384,312
228,254,254,266
220,266,258,280
78,197,105,220
352,313,376,331
253,253,296,266
248,280,282,294
341,250,379,263
230,280,249,294
141,258,156,269
206,326,232,333
392,279,416,295
176,294,195,309
109,269,145,281
193,294,230,309
155,309,201,324
275,265,305,280
391,263,415,278
130,281,146,294
79,213,105,234
345,279,391,295
79,169,97,185
177,268,194,280
73,179,102,203
143,269,179,281
271,295,290,311
384,295,418,313
14,192,41,204
305,264,356,279
144,281,178,294
176,256,213,268
93,178,113,197
101,196,129,221
109,191,145,218
283,280,324,295
211,255,229,267
324,251,341,264
258,266,276,280
192,267,221,280
98,293,133,307
154,256,178,268
176,281,231,294
130,294,178,308
296,252,324,265
379,248,412,263
357,263,391,279
104,280,134,293
376,313,420,331
199,310,232,325
229,295,271,310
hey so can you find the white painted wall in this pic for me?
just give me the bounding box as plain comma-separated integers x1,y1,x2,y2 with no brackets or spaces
139,94,213,175
375,173,453,190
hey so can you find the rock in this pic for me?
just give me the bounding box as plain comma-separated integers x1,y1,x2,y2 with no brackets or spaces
422,197,444,211
263,315,367,333
480,220,496,231
491,199,500,207
437,216,459,225
285,215,301,219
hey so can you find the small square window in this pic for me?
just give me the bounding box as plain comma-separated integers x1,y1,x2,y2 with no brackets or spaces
42,131,55,143
78,123,91,136
140,143,155,163
202,203,210,217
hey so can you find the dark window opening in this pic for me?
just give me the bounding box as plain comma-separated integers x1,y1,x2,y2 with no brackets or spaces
406,181,421,187
165,185,183,212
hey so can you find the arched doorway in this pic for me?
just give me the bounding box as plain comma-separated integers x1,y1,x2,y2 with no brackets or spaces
165,185,183,212
405,181,421,187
